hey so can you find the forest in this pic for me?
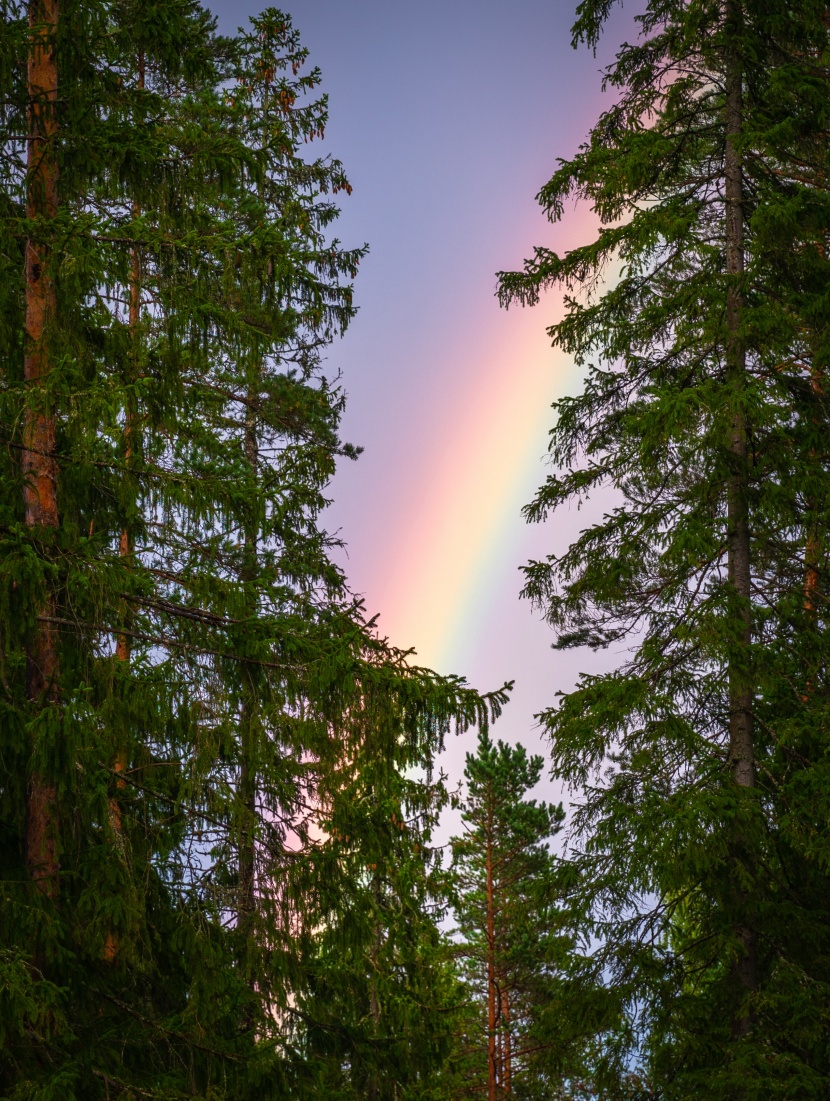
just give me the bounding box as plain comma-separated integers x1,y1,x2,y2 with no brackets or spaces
0,0,829,1097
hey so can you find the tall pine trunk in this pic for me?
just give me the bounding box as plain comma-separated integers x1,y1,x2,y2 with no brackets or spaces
24,0,60,901
501,988,512,1095
724,0,757,1027
486,791,497,1101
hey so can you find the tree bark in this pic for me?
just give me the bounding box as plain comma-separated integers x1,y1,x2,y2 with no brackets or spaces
367,872,383,1101
501,988,512,1096
804,524,820,618
237,700,256,943
114,49,143,674
24,0,60,901
238,383,260,974
803,369,822,631
724,0,757,1028
486,791,497,1101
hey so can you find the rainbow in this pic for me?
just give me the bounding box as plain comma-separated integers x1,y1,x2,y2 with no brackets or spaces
375,299,583,674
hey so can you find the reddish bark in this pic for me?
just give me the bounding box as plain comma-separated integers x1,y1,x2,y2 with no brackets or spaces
501,989,512,1096
24,0,60,900
805,527,820,619
486,793,497,1101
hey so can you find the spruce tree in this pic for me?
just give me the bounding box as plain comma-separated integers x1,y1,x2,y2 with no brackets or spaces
293,733,466,1101
498,0,830,1095
0,4,509,1096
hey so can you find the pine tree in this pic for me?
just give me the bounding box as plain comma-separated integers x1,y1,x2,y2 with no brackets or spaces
447,733,570,1100
498,0,830,1095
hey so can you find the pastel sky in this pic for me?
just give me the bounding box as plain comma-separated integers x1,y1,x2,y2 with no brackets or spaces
209,0,637,793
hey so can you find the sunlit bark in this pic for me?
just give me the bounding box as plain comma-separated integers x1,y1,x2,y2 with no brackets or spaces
486,790,497,1101
24,0,60,901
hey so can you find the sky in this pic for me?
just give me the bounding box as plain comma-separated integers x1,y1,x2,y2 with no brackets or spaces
208,0,636,799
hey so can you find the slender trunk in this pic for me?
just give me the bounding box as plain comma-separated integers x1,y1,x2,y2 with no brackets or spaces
112,249,137,669
237,699,256,942
501,988,512,1096
804,525,820,618
802,496,821,705
24,0,60,901
115,51,143,673
486,792,497,1101
238,386,259,968
724,0,757,1027
236,398,259,1039
237,692,257,1030
803,370,822,631
798,367,823,717
367,964,381,1101
803,453,820,693
367,873,383,1101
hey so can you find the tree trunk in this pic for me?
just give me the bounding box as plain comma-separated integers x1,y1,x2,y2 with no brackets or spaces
237,701,256,941
24,0,60,901
804,524,820,618
724,0,757,1029
238,384,259,986
367,873,383,1101
803,368,822,631
114,50,143,675
486,793,497,1101
501,988,512,1096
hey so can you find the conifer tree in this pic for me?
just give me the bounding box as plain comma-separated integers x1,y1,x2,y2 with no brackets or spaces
0,4,508,1096
448,733,569,1100
292,730,466,1101
499,0,830,1095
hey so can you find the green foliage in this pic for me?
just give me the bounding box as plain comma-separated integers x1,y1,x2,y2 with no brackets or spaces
499,0,830,1096
290,743,464,1101
447,733,585,1099
0,3,508,1097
